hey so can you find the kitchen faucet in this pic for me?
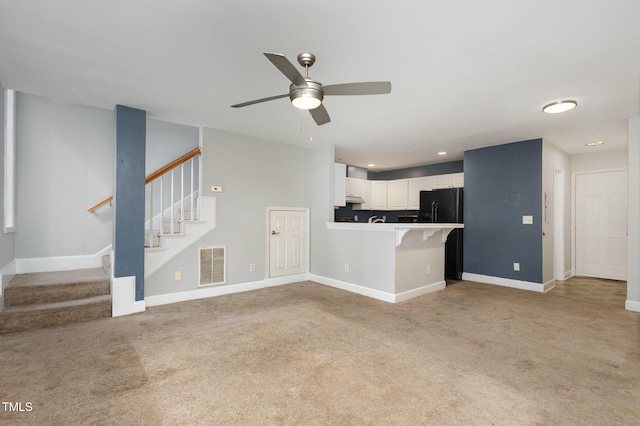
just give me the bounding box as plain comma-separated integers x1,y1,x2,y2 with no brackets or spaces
368,215,377,223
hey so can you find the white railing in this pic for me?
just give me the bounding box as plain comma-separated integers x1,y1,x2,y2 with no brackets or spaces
146,152,201,248
88,147,202,249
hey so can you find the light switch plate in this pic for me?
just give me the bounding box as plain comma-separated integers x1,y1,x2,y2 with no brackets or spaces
522,215,533,224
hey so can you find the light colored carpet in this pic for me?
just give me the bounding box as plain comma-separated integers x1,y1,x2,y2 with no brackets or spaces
0,280,638,425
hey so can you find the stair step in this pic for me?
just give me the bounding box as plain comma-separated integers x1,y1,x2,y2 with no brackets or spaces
3,268,110,307
0,295,112,334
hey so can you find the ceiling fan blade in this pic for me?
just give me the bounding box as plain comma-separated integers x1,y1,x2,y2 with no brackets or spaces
323,81,392,96
231,93,289,108
263,53,307,86
309,104,331,126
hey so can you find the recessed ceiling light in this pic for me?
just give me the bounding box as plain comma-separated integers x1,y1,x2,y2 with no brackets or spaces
438,151,447,156
368,163,375,167
542,100,577,114
585,141,604,147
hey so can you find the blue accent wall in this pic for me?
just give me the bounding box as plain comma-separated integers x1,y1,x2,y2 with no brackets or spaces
369,160,463,180
113,105,146,301
463,139,542,283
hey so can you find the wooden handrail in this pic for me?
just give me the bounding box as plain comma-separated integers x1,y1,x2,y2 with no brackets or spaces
88,146,202,212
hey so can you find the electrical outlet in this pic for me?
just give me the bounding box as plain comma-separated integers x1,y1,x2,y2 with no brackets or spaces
344,264,350,273
174,270,182,280
211,186,223,192
250,264,256,272
427,265,431,275
513,263,520,271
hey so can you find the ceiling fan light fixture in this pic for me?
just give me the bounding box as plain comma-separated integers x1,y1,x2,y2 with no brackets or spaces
291,94,322,110
290,81,323,110
542,100,577,114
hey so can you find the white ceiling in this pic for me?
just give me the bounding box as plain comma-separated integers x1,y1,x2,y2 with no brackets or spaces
1,1,638,171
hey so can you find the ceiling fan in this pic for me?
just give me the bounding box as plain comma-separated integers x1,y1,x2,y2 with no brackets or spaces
231,52,392,126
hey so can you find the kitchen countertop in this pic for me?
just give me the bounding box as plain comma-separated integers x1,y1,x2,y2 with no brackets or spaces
326,221,463,247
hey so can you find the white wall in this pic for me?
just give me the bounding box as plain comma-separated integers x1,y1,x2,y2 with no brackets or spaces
542,141,571,283
144,128,311,297
627,117,639,311
1,85,16,278
15,93,114,259
571,148,627,172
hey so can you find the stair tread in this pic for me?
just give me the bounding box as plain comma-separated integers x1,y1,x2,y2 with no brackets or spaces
7,267,109,288
1,294,112,315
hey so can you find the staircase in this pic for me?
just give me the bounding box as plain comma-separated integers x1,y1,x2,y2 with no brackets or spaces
0,267,111,334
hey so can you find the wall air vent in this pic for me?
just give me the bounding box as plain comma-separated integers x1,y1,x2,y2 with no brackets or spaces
198,246,226,286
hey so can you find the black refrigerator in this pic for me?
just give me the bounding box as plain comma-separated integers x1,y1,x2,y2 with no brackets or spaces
419,188,463,280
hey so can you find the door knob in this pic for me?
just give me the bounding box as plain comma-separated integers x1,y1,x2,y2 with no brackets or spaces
271,230,279,235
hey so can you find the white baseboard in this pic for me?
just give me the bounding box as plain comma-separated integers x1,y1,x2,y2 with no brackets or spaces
395,281,446,302
625,299,640,312
112,276,145,317
308,274,396,303
462,272,546,293
145,280,267,307
15,245,112,274
264,273,310,287
144,273,313,307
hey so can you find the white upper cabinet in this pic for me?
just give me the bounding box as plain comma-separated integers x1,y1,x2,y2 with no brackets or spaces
334,163,346,207
353,179,372,210
432,172,464,189
387,179,409,210
335,163,463,211
407,176,433,209
371,181,388,210
452,173,464,187
346,177,366,197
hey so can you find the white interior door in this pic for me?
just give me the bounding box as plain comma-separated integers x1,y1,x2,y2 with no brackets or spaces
269,209,308,278
575,171,627,280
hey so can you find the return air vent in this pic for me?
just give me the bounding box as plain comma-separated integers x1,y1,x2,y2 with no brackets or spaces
198,246,226,286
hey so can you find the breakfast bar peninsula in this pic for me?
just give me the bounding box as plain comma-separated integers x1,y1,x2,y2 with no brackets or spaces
321,222,464,303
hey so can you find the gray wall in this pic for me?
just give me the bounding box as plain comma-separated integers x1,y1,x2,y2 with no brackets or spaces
0,85,16,270
145,128,311,296
15,93,114,258
145,119,200,222
369,160,463,180
13,93,199,260
306,144,335,278
146,118,199,173
464,139,543,283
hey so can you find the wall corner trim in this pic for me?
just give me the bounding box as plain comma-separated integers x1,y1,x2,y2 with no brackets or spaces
112,275,146,317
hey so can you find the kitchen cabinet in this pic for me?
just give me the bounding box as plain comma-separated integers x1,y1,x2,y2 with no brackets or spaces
371,181,388,210
452,173,464,187
353,179,372,210
334,163,346,207
346,177,366,197
407,176,433,209
432,172,464,189
387,179,409,210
